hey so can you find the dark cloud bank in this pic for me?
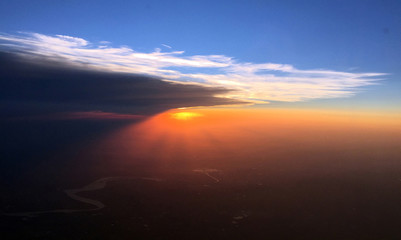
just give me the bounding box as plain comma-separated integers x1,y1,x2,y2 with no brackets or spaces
0,51,245,119
0,50,246,177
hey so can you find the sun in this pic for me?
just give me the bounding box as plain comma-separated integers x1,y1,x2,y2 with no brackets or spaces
170,112,203,120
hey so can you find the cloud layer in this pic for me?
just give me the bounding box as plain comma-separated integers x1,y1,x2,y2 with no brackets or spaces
0,32,386,103
0,51,245,118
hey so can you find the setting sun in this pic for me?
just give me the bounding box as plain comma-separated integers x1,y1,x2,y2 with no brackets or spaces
170,111,203,120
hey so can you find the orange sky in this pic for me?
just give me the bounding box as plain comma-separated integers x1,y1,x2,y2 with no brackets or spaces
86,108,401,177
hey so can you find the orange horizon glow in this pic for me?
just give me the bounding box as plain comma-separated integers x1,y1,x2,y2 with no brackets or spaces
87,108,401,173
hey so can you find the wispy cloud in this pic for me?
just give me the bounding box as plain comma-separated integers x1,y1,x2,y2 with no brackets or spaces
161,44,172,49
0,32,386,102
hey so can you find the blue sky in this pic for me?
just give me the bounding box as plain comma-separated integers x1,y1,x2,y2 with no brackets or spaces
1,0,400,111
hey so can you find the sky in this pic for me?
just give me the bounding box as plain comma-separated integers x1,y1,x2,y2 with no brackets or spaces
0,0,400,114
2,2,401,238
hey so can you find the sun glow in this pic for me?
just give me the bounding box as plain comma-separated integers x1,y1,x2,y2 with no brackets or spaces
87,108,401,174
170,112,204,120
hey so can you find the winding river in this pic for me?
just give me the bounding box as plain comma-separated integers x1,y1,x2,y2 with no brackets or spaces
4,177,163,217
